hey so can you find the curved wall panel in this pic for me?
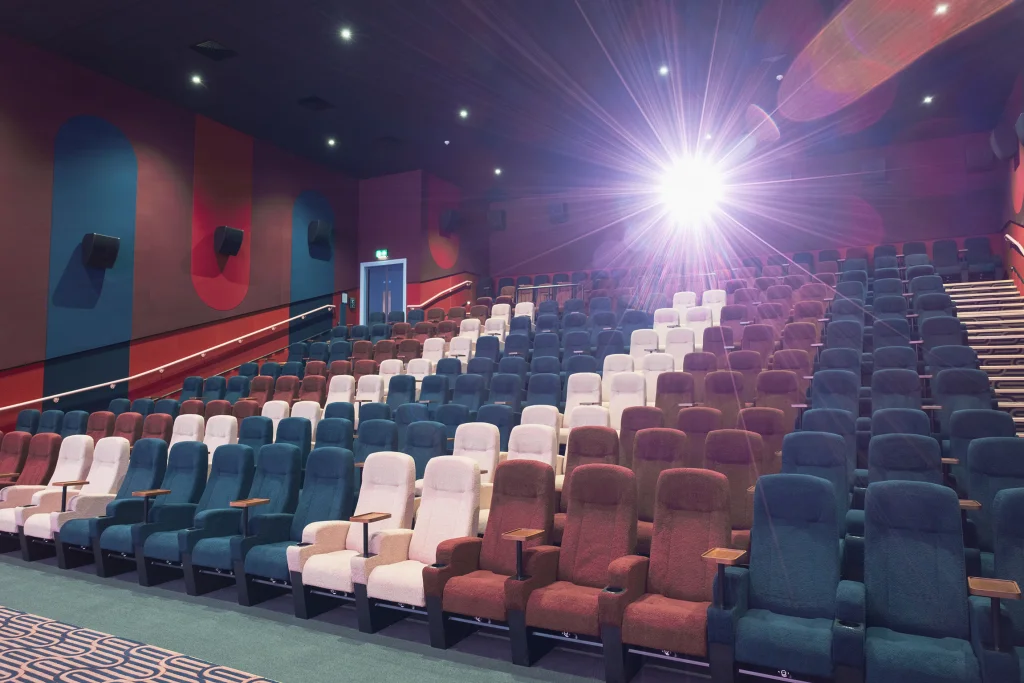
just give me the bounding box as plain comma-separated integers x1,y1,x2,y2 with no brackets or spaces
288,190,336,344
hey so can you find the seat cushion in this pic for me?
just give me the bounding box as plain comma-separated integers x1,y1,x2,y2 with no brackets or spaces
22,513,53,540
443,569,508,622
100,524,136,554
622,594,710,656
142,530,183,563
57,518,92,547
190,536,235,570
735,608,834,678
526,580,602,636
866,627,980,683
367,559,429,607
302,549,359,593
244,541,296,581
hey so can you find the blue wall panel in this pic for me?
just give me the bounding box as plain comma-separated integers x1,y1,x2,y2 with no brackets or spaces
290,190,335,301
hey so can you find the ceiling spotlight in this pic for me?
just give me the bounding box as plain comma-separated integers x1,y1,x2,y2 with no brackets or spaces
190,74,203,85
705,133,713,140
494,168,502,176
934,3,949,15
658,65,669,76
444,140,450,146
659,157,726,223
775,74,784,81
922,95,935,105
340,27,353,41
327,138,336,147
459,109,469,119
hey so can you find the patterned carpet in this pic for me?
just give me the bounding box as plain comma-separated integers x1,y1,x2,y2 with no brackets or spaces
0,606,276,683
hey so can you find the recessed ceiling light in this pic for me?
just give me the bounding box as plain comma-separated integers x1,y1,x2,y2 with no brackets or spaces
494,168,502,176
190,74,203,85
922,95,935,105
340,27,353,41
705,133,713,140
444,140,450,145
935,3,949,15
327,138,336,147
658,65,669,76
459,109,469,119
776,74,784,81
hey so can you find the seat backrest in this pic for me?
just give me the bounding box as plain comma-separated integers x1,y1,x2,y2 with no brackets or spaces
675,407,721,469
315,417,354,452
113,412,144,445
525,373,560,407
864,481,968,639
870,368,921,412
558,464,637,587
780,432,849,534
564,372,602,424
169,414,205,448
453,422,500,484
141,413,173,443
966,437,1024,552
868,433,941,485
346,451,416,552
159,441,213,508
275,417,312,465
736,407,788,472
873,346,917,371
705,429,762,531
86,411,116,443
200,414,238,456
749,474,840,618
870,408,931,438
993,489,1024,637
355,375,385,403
114,438,166,498
180,376,204,401
935,369,993,434
704,371,744,428
653,372,692,427
664,327,695,364
245,443,301,519
327,375,355,405
479,460,555,576
609,371,645,430
649,468,730,601
36,410,64,435
225,375,251,403
561,426,619,513
14,433,62,486
405,421,445,479
46,434,93,486
506,424,558,468
641,352,675,403
353,419,397,463
629,329,659,359
248,376,275,407
632,428,687,522
298,376,327,405
238,416,274,453
409,456,480,564
921,315,963,351
810,370,859,415
201,376,227,402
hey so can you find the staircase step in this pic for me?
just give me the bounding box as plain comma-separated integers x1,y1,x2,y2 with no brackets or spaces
945,280,1013,288
957,303,1024,311
968,328,1024,336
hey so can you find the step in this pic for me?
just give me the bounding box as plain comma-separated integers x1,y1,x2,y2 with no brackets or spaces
945,280,1013,288
967,328,1024,336
957,303,1024,310
973,347,1024,356
949,296,1022,304
958,310,1024,319
981,366,1024,374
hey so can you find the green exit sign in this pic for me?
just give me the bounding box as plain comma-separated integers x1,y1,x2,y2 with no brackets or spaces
375,249,389,260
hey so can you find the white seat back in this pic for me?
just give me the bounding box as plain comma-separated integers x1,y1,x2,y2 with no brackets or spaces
601,354,634,400
170,414,206,447
702,290,727,324
203,415,239,454
665,327,696,365
520,405,562,433
609,372,646,429
642,352,676,403
483,318,507,343
406,358,433,383
346,451,416,552
506,424,558,468
326,375,354,405
448,337,474,365
378,359,404,396
355,375,385,403
653,308,680,350
48,435,94,486
409,456,480,563
459,318,481,342
685,306,713,349
491,303,511,326
290,402,322,441
83,437,130,495
423,338,446,364
567,405,611,429
514,301,535,322
629,329,659,360
453,423,500,484
673,291,697,314
563,372,602,427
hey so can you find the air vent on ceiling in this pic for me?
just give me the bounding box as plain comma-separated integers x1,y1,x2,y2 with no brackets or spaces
190,40,238,61
297,95,335,112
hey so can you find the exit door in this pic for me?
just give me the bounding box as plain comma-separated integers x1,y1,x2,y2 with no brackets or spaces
360,258,406,325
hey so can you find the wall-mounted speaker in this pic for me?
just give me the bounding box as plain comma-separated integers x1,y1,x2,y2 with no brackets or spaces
213,225,244,256
1016,113,1024,145
81,233,120,269
308,220,332,245
965,142,996,172
487,209,506,231
440,209,460,236
548,202,569,224
860,157,887,183
991,125,1019,161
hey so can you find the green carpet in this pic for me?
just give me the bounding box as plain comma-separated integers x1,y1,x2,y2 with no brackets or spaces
0,555,651,683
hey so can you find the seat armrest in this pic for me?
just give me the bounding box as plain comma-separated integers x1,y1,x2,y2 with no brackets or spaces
287,520,352,573
504,545,560,612
65,493,116,519
835,580,865,624
15,489,66,524
599,555,649,626
350,528,414,585
179,506,244,552
708,566,750,646
423,536,483,598
833,579,867,666
969,595,1020,679
94,498,145,535
1,485,47,507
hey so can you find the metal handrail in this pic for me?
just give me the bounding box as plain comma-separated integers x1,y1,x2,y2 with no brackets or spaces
408,280,473,311
0,304,335,413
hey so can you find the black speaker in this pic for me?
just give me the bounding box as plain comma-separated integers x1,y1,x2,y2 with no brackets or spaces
213,225,244,256
440,209,460,236
81,233,120,269
1016,113,1024,145
991,125,1019,161
965,143,996,172
308,220,332,245
548,202,569,224
487,209,506,231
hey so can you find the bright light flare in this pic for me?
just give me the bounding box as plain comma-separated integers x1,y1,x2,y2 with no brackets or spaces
659,158,726,224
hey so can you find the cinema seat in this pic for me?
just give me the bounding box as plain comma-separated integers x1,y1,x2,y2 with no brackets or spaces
238,416,273,455
424,459,554,649
275,417,312,468
453,423,500,526
512,464,636,665
327,375,354,406
0,432,31,489
507,424,559,471
248,376,275,408
407,421,446,484
863,481,981,683
180,377,203,402
355,456,479,633
600,468,730,679
963,437,1024,577
201,376,227,402
553,426,619,541
113,412,144,446
934,369,994,437
736,408,787,475
36,410,63,435
180,400,205,416
136,444,258,589
675,407,721,469
94,440,207,581
53,438,166,570
353,419,397,465
617,406,663,470
297,375,327,406
107,399,130,417
204,400,232,420
780,432,850,540
203,415,238,456
19,436,130,561
170,414,205,447
706,430,762,549
224,376,250,404
141,413,173,443
629,428,687,555
85,412,115,443
478,404,515,451
61,411,88,437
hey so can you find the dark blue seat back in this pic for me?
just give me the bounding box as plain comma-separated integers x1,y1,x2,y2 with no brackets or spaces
394,403,429,451
225,375,251,403
452,374,485,413
533,333,560,359
418,376,449,411
238,362,259,378
130,399,155,417
475,336,500,363
259,363,281,380
248,443,301,518
353,419,397,463
238,416,273,453
315,418,354,451
107,399,130,416
525,373,560,408
386,376,416,410
61,411,89,437
868,433,941,485
870,368,921,413
37,410,64,435
274,417,312,468
324,402,355,422
118,438,168,499
154,399,180,419
358,402,391,423
435,404,469,450
180,376,204,401
967,437,1024,553
870,408,930,437
873,346,917,371
287,343,308,363
290,447,355,539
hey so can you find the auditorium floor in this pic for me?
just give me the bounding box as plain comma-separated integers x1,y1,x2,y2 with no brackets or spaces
0,555,706,683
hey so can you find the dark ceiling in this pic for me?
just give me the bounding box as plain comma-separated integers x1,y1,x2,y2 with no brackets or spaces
2,0,1022,196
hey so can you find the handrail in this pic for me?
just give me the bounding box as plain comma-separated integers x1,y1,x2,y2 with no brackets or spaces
1006,233,1024,259
1011,265,1024,289
408,280,473,311
0,304,335,413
